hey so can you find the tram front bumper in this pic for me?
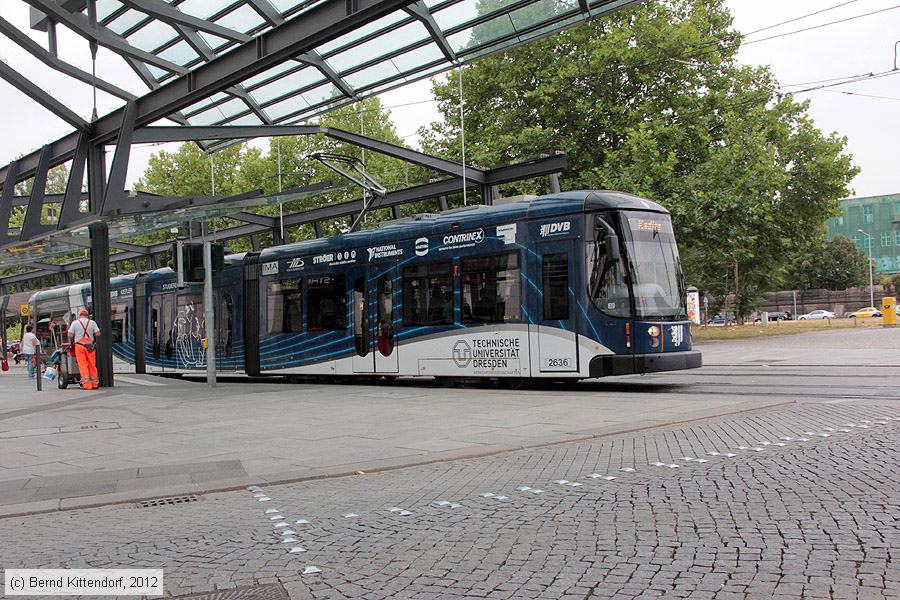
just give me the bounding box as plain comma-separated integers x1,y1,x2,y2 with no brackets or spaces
589,351,702,377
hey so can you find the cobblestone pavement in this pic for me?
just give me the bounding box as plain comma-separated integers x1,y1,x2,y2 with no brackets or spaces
2,401,899,600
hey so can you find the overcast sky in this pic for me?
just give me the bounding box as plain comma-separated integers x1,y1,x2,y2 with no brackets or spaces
0,0,897,198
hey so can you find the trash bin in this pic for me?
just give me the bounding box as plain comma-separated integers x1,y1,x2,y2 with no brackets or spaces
883,297,896,328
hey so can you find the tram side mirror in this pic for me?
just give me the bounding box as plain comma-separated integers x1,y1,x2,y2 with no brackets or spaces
605,235,621,262
593,215,620,262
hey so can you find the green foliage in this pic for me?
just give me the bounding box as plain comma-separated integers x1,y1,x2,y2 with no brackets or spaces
787,235,869,291
420,0,859,318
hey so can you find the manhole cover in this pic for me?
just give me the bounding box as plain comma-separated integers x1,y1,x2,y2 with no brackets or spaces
171,584,289,600
136,495,199,508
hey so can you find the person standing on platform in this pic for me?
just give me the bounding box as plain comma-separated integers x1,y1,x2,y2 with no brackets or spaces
21,324,40,379
68,309,101,390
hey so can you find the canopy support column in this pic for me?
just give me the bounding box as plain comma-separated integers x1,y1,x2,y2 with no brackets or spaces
89,221,114,388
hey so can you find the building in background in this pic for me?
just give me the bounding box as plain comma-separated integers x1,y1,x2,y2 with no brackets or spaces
827,193,900,275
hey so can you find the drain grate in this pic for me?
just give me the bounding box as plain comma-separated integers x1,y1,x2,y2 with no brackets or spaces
170,583,289,600
80,424,98,430
136,495,199,508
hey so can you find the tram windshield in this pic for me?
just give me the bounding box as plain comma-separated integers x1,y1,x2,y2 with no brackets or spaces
624,213,687,319
588,211,687,320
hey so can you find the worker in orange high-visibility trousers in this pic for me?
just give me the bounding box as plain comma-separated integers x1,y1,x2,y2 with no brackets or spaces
67,309,101,390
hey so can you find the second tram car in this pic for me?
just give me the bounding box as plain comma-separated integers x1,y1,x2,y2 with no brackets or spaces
29,191,701,381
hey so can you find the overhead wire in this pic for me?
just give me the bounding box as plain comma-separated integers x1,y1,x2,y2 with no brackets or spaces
743,4,900,46
743,0,860,36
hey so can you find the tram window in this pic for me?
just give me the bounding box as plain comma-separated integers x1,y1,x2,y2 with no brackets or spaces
307,275,346,331
162,296,174,359
377,275,394,356
587,233,630,319
266,280,302,334
221,294,234,357
402,262,453,326
353,278,367,356
110,303,128,343
151,303,160,359
542,253,569,321
461,252,521,324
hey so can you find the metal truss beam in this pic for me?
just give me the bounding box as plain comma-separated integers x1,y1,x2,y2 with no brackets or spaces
0,60,90,132
404,1,456,63
246,0,285,26
101,101,137,216
20,145,54,240
58,133,90,228
120,0,253,43
0,15,137,101
133,125,484,181
1,0,418,189
298,51,356,100
0,160,20,243
0,154,566,287
24,0,190,75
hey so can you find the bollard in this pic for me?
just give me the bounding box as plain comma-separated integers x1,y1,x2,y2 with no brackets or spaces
883,297,896,328
35,347,42,392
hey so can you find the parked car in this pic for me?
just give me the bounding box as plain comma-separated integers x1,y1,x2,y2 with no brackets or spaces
847,306,882,318
708,313,737,325
755,310,791,322
797,310,836,320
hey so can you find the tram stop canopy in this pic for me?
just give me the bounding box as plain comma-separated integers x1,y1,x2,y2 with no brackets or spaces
0,0,640,386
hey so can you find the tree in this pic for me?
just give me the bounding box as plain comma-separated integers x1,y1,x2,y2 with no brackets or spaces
420,0,859,319
7,164,72,234
134,98,417,247
787,235,869,291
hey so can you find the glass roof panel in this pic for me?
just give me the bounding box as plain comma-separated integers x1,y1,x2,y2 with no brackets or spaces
199,32,232,51
174,0,238,20
0,186,344,268
183,92,231,116
147,64,167,79
300,83,342,108
343,62,401,91
508,0,577,31
215,4,267,34
157,40,201,66
316,10,408,55
106,9,148,35
126,20,179,52
265,95,311,120
432,0,521,31
97,0,125,22
252,68,325,104
189,97,248,125
423,0,448,8
447,15,515,53
325,21,430,73
225,113,264,126
242,61,297,89
388,43,446,73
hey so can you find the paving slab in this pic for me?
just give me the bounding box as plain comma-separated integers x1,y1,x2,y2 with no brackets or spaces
0,327,897,517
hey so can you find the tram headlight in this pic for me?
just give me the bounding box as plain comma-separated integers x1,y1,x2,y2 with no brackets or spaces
648,325,661,348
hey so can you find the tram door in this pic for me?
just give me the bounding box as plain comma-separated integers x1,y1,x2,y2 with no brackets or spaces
149,292,175,372
352,266,399,373
535,240,579,373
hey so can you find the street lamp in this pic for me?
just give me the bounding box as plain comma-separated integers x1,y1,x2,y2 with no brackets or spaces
858,229,875,308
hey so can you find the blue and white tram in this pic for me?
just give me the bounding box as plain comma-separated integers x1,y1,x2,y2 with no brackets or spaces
29,191,701,381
